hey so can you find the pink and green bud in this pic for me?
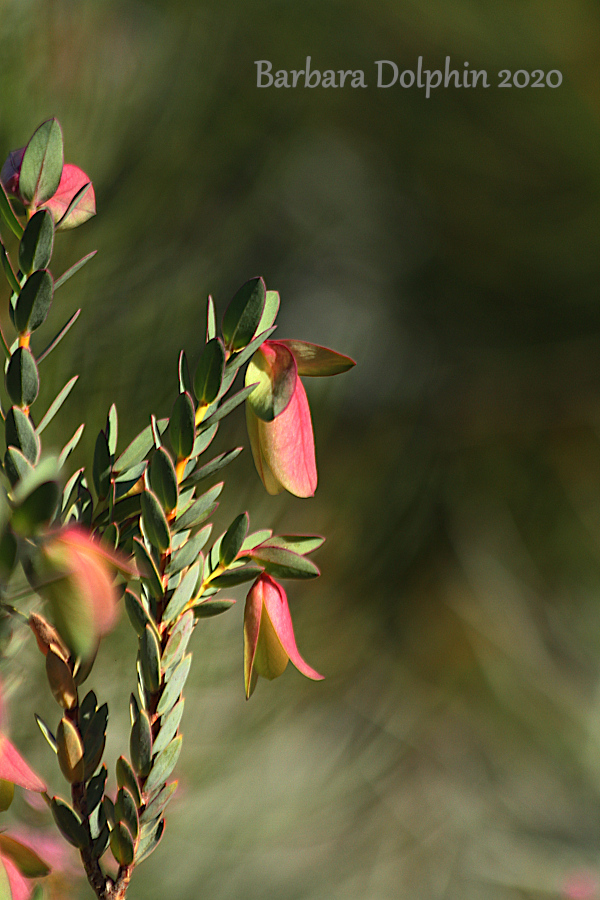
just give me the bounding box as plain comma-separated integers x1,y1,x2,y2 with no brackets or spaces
243,572,323,698
34,526,134,660
245,338,355,498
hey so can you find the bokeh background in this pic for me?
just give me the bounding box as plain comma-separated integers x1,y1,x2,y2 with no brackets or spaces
2,1,600,898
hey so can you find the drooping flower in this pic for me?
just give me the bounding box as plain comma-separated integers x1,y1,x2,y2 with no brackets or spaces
32,526,134,660
245,339,355,498
1,149,95,230
0,682,45,795
244,572,323,698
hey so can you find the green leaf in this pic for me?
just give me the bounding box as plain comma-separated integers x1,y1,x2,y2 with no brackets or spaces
114,461,146,500
14,268,53,333
140,781,177,825
115,786,139,840
51,797,88,849
83,704,107,780
18,209,54,274
106,403,118,456
263,534,325,555
169,392,195,460
125,589,159,640
194,598,236,618
206,294,216,341
149,448,178,514
110,821,135,867
245,341,296,422
36,375,78,434
173,482,222,532
199,383,258,430
219,512,249,567
0,180,23,239
224,324,277,375
114,418,168,472
34,714,57,753
130,708,152,778
116,756,142,807
0,242,21,295
79,690,97,737
279,339,356,376
156,655,191,717
92,430,111,501
194,338,225,406
46,647,77,708
191,422,218,457
221,277,266,351
181,447,243,488
54,250,97,290
86,765,107,814
5,405,40,462
143,735,183,796
208,566,263,588
152,700,184,758
56,716,85,783
161,611,194,672
166,524,212,575
4,446,33,487
37,309,81,364
135,817,165,864
178,350,193,396
139,625,161,694
12,479,60,533
255,289,280,334
6,347,39,407
0,834,50,878
248,545,320,579
19,119,64,206
240,529,273,551
163,564,199,624
141,490,171,553
133,538,163,599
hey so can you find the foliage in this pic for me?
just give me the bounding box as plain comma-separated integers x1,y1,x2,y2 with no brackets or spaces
0,120,354,900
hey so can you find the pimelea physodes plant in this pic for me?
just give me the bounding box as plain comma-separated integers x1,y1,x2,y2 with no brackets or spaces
0,120,354,900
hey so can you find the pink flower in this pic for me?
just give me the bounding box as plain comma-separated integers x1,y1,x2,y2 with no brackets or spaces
0,682,45,794
35,526,134,659
245,338,355,498
1,148,95,230
244,573,323,698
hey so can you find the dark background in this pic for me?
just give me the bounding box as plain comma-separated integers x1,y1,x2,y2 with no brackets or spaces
3,1,600,898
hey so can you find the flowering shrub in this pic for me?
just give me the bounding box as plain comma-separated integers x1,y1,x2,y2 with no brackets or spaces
0,119,354,899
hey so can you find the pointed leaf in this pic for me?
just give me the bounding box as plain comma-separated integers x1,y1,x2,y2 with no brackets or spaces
116,756,142,807
156,655,191,717
0,180,23,239
169,392,195,460
152,699,184,757
18,209,54,274
167,524,212,575
135,817,165,864
86,765,107,813
0,835,50,878
173,482,222,532
143,735,183,796
248,545,320,579
163,564,199,624
149,448,178,514
36,375,78,435
110,821,134,867
6,348,39,408
130,709,152,778
14,269,53,334
115,786,139,840
222,277,266,351
181,447,243,488
194,338,225,406
219,512,248,567
54,250,97,290
161,611,194,672
139,625,161,694
5,407,39,463
194,598,236,618
141,490,171,553
56,717,85,783
19,119,64,206
45,647,77,709
51,797,88,848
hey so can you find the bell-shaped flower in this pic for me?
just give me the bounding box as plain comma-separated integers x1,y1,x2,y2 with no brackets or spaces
1,149,95,230
245,338,355,498
32,526,134,661
244,572,323,698
0,682,45,795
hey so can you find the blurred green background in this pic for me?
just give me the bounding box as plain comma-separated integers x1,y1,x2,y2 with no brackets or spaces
3,0,600,898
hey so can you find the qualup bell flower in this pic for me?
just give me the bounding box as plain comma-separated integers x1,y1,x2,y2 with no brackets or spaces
32,526,134,660
244,572,324,698
245,338,355,498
